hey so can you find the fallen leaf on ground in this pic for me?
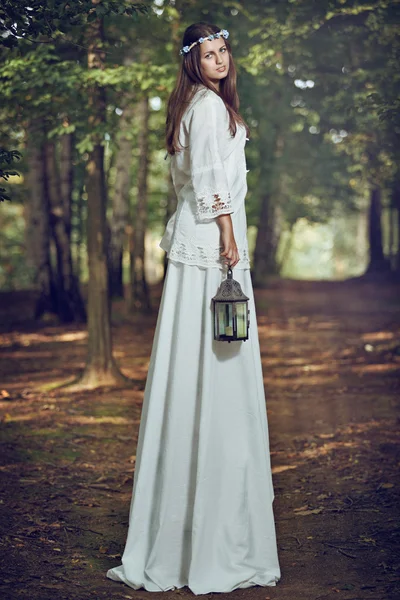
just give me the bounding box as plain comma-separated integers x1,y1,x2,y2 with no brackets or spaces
294,507,324,516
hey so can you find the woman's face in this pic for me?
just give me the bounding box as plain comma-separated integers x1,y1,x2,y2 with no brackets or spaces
199,37,230,89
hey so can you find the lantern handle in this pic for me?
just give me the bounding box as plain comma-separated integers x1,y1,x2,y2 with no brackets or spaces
227,266,233,279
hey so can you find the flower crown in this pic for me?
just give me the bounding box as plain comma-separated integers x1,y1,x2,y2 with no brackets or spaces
179,29,229,56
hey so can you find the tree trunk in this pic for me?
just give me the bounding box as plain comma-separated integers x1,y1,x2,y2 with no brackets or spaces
253,192,282,285
59,127,74,239
388,195,395,271
45,140,86,322
129,95,151,312
278,223,295,274
108,99,135,298
366,185,391,273
74,172,85,281
253,126,283,287
74,3,128,389
393,182,400,275
25,121,57,318
397,189,400,275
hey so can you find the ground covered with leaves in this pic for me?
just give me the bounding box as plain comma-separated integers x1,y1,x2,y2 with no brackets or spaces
0,279,399,600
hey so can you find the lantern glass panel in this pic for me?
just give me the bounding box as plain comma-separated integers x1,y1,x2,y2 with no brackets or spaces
225,303,234,336
236,302,247,338
217,302,234,337
217,303,225,336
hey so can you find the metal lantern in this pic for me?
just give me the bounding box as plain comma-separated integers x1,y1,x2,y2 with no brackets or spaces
212,267,250,342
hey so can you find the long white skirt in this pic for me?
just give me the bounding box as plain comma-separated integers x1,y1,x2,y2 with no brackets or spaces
106,260,280,594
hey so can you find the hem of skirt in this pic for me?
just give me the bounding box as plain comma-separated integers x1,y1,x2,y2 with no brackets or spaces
106,567,280,594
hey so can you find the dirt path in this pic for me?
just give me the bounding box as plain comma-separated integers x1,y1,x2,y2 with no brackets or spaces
0,279,399,600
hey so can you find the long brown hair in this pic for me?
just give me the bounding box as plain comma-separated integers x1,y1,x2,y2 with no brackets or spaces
166,22,249,155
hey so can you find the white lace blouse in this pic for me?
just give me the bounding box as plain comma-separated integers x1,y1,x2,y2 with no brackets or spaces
160,85,250,269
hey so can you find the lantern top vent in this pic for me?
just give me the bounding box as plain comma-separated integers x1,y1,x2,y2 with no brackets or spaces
212,267,249,302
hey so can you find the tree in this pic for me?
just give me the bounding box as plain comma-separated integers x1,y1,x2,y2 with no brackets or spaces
394,183,400,275
76,2,128,389
130,95,152,312
45,138,86,321
25,123,57,317
108,94,135,298
252,116,285,286
59,127,74,239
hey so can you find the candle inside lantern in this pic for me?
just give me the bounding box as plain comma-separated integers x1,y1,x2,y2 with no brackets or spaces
225,325,233,336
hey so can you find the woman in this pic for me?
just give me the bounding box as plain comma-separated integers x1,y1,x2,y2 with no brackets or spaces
106,22,281,594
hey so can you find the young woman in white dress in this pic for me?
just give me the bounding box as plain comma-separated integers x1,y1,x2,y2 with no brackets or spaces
106,22,281,594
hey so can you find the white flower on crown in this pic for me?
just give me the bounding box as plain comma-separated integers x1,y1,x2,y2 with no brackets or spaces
179,29,230,56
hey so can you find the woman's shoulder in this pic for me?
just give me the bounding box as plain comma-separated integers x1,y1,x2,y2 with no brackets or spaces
184,86,226,122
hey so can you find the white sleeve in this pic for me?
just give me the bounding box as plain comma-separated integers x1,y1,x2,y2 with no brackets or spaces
187,95,233,222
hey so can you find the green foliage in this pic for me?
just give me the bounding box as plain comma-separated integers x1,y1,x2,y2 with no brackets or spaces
0,0,149,48
0,149,22,202
0,202,33,288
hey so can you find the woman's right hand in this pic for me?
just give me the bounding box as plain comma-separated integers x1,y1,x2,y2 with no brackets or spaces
217,214,240,268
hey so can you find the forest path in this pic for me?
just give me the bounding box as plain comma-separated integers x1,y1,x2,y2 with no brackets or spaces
0,279,399,600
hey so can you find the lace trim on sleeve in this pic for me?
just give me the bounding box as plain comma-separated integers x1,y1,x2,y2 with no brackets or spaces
195,188,233,221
